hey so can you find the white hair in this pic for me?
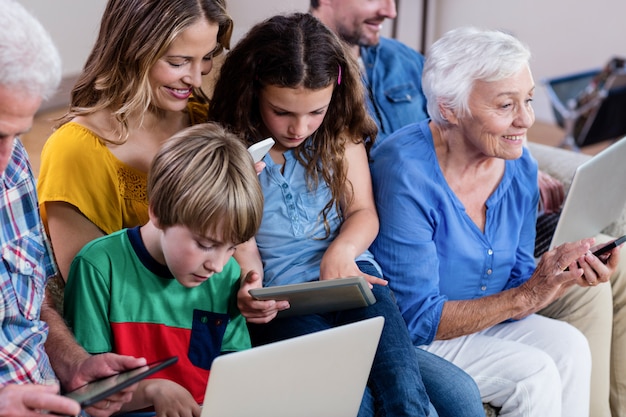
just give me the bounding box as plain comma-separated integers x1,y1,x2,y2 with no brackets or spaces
0,0,62,99
423,26,531,125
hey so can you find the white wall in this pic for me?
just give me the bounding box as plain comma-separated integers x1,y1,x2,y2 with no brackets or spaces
228,0,626,123
227,0,308,44
19,0,107,75
426,0,626,123
22,0,626,123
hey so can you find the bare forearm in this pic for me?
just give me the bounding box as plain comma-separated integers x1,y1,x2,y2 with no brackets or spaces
233,238,263,279
330,207,379,258
435,287,528,340
41,287,89,388
435,239,595,340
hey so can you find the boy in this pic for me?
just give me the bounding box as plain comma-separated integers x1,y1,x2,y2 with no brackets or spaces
63,123,264,414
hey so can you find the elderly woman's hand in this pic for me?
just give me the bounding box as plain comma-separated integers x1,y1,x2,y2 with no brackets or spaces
513,238,594,319
574,239,622,287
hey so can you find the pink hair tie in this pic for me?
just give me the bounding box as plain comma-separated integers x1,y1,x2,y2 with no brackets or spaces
337,64,342,85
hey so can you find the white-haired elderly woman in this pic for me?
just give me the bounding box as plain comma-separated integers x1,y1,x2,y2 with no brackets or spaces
369,26,624,416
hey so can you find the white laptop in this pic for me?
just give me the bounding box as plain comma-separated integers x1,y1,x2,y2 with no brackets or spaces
549,136,626,249
201,317,384,417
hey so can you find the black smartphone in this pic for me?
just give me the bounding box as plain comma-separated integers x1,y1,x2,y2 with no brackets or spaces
592,235,626,261
63,356,178,407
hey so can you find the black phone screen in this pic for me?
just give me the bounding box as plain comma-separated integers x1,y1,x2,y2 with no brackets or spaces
63,356,178,407
593,235,626,260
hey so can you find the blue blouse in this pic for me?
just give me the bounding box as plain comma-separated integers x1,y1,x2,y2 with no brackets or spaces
369,120,539,345
256,143,380,286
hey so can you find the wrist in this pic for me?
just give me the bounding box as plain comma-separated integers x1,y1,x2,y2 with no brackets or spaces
511,283,537,316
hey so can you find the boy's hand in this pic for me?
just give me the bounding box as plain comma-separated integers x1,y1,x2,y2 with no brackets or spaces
237,271,289,323
145,380,200,417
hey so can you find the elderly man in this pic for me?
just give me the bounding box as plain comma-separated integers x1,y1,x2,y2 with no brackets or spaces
0,1,145,416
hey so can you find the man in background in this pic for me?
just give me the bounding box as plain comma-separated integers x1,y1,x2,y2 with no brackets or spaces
310,2,489,417
311,0,428,143
311,2,624,416
0,1,145,415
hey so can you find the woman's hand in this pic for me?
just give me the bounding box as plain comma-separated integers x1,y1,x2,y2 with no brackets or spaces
237,271,289,323
513,238,593,319
574,239,621,287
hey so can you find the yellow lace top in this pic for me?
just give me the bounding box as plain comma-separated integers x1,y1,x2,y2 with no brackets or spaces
37,101,208,235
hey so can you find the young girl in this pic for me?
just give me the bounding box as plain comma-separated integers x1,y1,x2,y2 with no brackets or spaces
36,0,233,280
209,12,431,417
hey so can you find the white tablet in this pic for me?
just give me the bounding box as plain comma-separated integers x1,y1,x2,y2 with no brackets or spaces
249,276,376,318
248,138,275,163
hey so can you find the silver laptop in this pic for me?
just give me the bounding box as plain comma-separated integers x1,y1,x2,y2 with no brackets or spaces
550,136,626,249
201,317,384,417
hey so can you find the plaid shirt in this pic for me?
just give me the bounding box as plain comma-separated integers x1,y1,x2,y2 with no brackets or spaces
1,138,57,385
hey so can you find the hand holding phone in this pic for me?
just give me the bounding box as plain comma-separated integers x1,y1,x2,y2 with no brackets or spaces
248,138,275,163
63,356,178,408
592,235,626,262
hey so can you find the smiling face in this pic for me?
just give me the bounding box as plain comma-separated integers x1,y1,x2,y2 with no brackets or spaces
455,65,536,160
324,0,396,47
258,84,335,154
148,18,220,113
158,223,237,288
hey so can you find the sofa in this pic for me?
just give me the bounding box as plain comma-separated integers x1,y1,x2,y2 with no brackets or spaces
482,141,626,416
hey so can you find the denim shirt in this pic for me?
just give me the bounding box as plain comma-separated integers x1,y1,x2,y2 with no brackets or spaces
361,38,429,149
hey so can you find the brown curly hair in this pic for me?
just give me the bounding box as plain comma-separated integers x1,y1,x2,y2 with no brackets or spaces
209,12,377,238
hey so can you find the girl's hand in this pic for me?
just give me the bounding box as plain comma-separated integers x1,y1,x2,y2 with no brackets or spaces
144,379,200,417
319,246,387,287
237,271,289,323
253,161,266,175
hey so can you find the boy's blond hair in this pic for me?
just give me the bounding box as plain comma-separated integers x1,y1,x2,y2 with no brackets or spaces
148,122,263,244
